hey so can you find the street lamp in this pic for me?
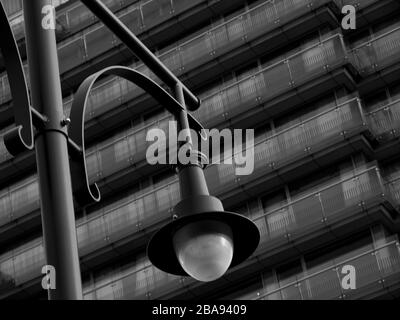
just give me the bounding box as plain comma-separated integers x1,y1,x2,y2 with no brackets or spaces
0,0,260,299
148,137,259,283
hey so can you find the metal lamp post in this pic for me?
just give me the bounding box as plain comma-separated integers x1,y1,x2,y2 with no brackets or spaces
0,0,260,300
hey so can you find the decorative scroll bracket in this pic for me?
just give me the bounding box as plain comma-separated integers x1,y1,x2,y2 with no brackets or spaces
0,1,34,156
68,66,205,205
0,2,98,206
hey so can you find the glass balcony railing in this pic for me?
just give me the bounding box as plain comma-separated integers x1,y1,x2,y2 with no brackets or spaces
204,97,367,196
77,180,180,256
5,0,199,42
351,26,400,76
0,177,39,227
367,98,400,143
0,0,339,113
0,238,44,295
385,174,400,210
252,166,393,251
193,33,348,126
255,238,400,300
0,96,367,229
82,260,183,300
159,0,328,74
0,32,349,169
0,164,394,298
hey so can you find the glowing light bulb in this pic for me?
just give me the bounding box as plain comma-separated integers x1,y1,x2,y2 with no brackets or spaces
173,220,233,282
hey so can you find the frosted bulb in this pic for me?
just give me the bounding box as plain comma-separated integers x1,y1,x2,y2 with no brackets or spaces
173,220,233,282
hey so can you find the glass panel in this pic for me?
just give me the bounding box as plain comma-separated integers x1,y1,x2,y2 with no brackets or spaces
372,28,400,69
10,181,40,219
368,99,400,142
172,0,203,14
193,92,225,125
180,33,214,70
0,131,12,163
338,251,381,299
141,0,172,29
352,28,400,75
13,244,44,285
160,48,183,74
302,269,342,299
276,0,310,25
88,78,122,118
119,269,149,300
58,38,86,74
0,257,16,295
0,190,11,225
97,137,130,178
107,201,141,243
147,268,182,299
2,75,11,104
66,4,95,30
246,0,278,32
119,8,142,34
85,26,115,61
261,60,292,98
86,152,101,183
79,214,108,255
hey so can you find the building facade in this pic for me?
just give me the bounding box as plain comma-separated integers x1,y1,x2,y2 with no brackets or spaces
0,0,400,300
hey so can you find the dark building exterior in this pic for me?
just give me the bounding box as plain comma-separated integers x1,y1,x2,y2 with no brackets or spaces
0,0,400,300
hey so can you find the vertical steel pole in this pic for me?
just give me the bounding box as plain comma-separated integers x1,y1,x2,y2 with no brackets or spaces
23,0,82,300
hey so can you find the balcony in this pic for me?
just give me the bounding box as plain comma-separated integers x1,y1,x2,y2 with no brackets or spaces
0,97,373,245
191,33,353,125
252,166,397,255
255,239,400,300
351,26,400,94
0,32,356,191
366,98,400,161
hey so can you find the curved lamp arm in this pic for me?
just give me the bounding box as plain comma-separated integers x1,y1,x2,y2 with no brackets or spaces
0,2,34,156
68,65,205,205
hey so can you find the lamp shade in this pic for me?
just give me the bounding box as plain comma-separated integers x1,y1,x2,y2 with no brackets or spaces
147,194,260,279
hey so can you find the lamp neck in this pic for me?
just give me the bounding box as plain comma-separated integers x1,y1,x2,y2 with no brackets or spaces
178,165,210,199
